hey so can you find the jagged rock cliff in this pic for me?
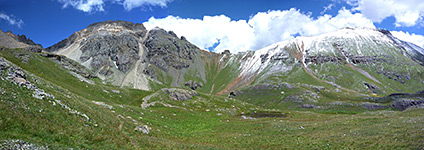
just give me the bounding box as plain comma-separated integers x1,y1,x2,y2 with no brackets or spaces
46,20,210,90
0,29,43,52
45,21,424,102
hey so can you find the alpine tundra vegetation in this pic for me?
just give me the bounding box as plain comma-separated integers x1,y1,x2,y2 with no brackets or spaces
1,20,424,149
1,0,424,149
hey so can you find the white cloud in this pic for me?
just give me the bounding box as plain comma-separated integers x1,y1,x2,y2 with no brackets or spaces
58,0,104,12
144,15,254,53
349,0,424,27
57,0,173,12
391,31,424,48
0,13,24,28
321,3,335,15
144,8,375,52
118,0,173,11
248,8,375,49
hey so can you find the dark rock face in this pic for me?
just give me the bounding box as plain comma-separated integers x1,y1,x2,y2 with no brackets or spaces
364,82,382,94
368,90,424,110
391,99,424,111
145,28,198,71
80,34,140,73
270,52,291,63
305,47,388,65
164,88,198,101
305,55,342,64
5,31,42,47
39,53,97,79
376,67,411,84
45,33,78,52
361,103,389,110
184,80,203,90
46,20,148,74
15,34,42,47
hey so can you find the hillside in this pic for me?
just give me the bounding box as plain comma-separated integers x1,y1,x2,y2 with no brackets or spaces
1,21,424,149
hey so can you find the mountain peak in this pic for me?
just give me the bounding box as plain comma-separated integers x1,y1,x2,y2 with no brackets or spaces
0,29,43,50
85,20,146,33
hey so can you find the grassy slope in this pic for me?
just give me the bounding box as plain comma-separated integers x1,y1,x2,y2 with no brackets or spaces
1,48,423,149
197,53,240,95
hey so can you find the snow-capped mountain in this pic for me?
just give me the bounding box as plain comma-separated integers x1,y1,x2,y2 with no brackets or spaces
221,27,424,95
44,21,424,98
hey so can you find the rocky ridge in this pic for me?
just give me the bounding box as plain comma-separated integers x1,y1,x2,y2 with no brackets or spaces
0,29,43,52
46,20,206,90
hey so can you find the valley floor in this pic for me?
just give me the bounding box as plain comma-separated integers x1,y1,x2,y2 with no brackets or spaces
1,48,423,149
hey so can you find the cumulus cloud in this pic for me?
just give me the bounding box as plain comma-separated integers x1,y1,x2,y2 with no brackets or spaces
248,8,374,50
57,0,173,12
391,31,424,48
144,15,254,53
349,0,424,27
144,8,375,52
58,0,104,12
0,13,24,28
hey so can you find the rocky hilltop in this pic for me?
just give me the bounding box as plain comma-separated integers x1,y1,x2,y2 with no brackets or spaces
45,21,424,100
0,29,43,52
46,20,210,90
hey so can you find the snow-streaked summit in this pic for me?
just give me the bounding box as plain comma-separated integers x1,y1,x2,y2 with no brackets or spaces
236,27,424,83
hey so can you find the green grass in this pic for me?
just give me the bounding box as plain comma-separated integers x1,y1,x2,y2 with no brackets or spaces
198,54,240,94
1,48,424,149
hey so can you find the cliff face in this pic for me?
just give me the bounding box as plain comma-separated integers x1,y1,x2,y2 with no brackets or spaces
46,20,212,91
46,21,424,102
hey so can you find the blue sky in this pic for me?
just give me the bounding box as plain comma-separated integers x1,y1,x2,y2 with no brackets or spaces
1,0,424,52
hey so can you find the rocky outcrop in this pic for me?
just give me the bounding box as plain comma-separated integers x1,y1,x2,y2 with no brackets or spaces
0,29,43,50
0,56,91,121
144,28,198,71
184,80,203,90
391,99,424,111
46,20,147,74
1,139,48,150
163,88,198,101
300,104,319,109
134,125,150,134
44,20,208,90
39,53,96,79
361,103,389,110
79,34,140,73
363,82,382,94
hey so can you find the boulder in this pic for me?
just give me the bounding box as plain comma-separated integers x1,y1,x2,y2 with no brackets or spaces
164,88,198,101
184,80,203,90
300,104,319,109
13,77,27,86
134,125,150,134
0,61,8,70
